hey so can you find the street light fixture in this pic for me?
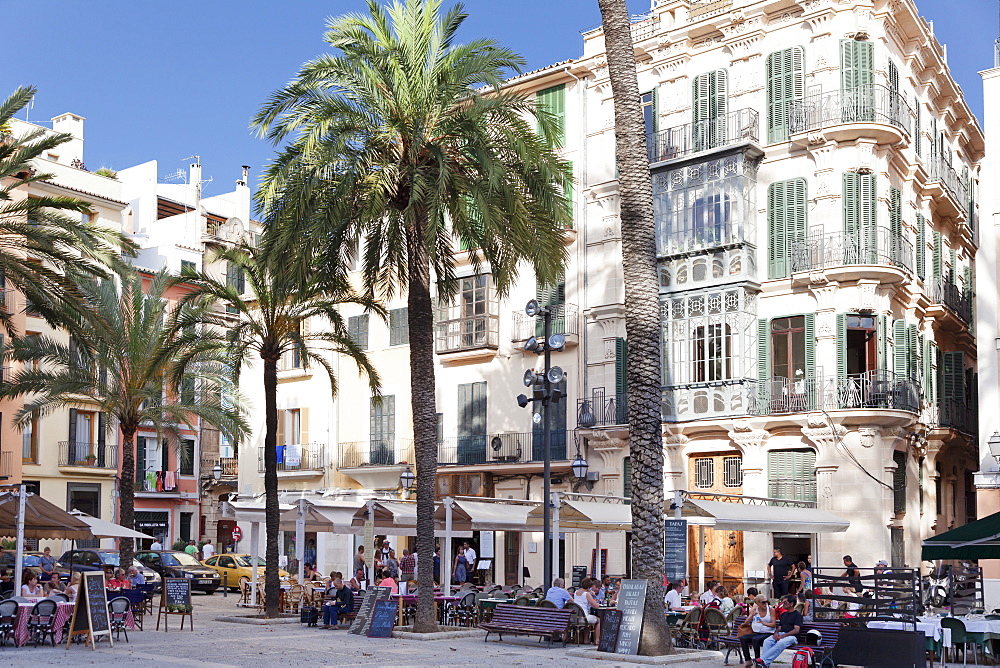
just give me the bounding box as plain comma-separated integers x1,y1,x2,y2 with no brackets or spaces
571,454,589,480
400,467,416,490
212,461,223,481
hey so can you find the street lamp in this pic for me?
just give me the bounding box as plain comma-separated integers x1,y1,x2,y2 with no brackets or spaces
212,461,222,481
571,454,589,480
400,467,416,490
515,299,567,592
988,433,1000,462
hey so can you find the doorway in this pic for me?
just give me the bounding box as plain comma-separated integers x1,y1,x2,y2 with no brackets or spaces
504,531,519,585
773,533,811,593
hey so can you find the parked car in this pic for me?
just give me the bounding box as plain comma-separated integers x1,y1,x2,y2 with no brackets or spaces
0,550,47,576
202,553,289,590
135,550,220,593
56,550,162,590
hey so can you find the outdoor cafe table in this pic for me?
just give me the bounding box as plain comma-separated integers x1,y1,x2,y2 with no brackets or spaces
13,600,132,646
866,618,953,655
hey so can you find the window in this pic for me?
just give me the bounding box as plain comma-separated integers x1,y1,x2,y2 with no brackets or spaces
286,409,301,445
840,39,874,122
459,276,489,347
769,316,807,380
535,276,566,337
890,526,904,568
623,457,631,499
692,323,731,382
766,47,805,143
723,456,743,488
694,458,714,488
767,178,807,278
136,436,167,485
225,262,245,314
836,314,883,379
458,382,487,464
67,482,101,522
348,314,369,350
389,308,409,346
641,91,656,139
181,376,195,404
893,321,918,380
22,411,38,464
535,84,566,148
892,449,907,514
692,70,727,151
180,260,196,275
843,172,877,263
180,439,195,476
916,213,926,280
767,449,816,502
370,396,395,464
180,512,193,542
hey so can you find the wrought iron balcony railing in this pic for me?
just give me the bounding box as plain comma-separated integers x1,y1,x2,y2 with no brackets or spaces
938,398,977,435
338,439,415,469
201,456,238,478
788,84,913,137
434,314,499,354
511,304,580,341
577,388,628,428
438,430,573,466
256,444,325,472
58,441,118,468
647,108,759,164
750,371,920,416
790,227,913,275
926,155,969,209
928,278,973,324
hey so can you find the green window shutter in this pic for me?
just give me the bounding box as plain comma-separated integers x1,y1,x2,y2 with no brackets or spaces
804,313,816,378
615,338,629,401
693,70,727,150
877,314,889,371
893,320,907,377
914,99,922,157
136,435,146,478
842,172,877,261
860,173,877,261
536,84,566,148
916,213,926,280
941,351,964,402
892,449,907,514
841,39,874,91
948,247,957,285
843,172,859,241
929,340,939,403
931,117,938,158
766,47,805,143
932,231,943,278
767,178,807,279
836,314,847,380
920,334,929,399
889,187,902,241
563,159,574,226
623,457,632,499
758,319,770,384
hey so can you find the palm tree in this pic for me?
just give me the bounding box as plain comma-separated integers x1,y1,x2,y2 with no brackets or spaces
0,86,132,334
0,268,247,568
253,0,570,631
176,242,380,618
597,0,671,655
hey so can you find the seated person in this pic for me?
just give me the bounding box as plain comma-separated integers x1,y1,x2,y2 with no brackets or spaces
715,585,735,615
376,568,398,594
758,594,804,667
303,563,322,582
107,568,131,590
573,578,601,644
663,581,686,611
322,578,355,629
699,580,721,605
21,570,44,597
544,577,571,609
0,569,14,596
46,572,66,594
66,572,82,602
348,568,367,592
128,566,146,588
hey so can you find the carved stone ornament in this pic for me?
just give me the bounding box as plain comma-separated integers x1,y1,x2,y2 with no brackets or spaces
858,427,879,448
728,421,771,450
806,413,828,429
663,433,690,447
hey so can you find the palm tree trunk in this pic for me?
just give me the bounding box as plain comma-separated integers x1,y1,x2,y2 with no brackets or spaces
262,353,281,618
597,0,672,655
119,428,137,567
407,221,439,633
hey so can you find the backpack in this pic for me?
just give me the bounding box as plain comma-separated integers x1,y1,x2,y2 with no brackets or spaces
791,647,815,668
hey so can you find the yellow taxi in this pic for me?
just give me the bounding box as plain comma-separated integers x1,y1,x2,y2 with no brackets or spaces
202,553,289,590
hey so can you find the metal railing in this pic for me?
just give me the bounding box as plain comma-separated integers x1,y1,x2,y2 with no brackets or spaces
200,456,238,478
938,398,976,435
577,388,628,428
766,479,817,504
511,304,579,341
629,12,659,41
438,430,573,465
749,371,920,416
926,155,969,208
688,0,733,21
788,84,912,137
647,108,759,163
338,439,415,469
928,278,973,324
0,450,11,480
790,227,913,275
434,314,499,354
58,441,118,468
256,444,325,473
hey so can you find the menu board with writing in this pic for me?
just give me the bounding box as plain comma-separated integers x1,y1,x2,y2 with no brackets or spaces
591,548,608,580
597,608,623,653
367,599,398,638
67,571,112,649
348,586,391,635
572,565,588,589
157,578,193,631
663,519,688,584
615,579,647,655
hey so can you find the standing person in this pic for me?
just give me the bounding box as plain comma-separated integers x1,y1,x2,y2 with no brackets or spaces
740,593,774,668
573,578,601,644
452,546,468,585
797,561,813,595
766,547,794,598
756,594,803,667
544,577,571,609
185,540,200,559
432,549,440,584
385,550,399,580
462,541,477,573
353,545,367,581
321,578,354,629
151,536,163,551
399,548,416,582
305,539,317,569
202,538,215,560
38,546,56,583
841,555,863,594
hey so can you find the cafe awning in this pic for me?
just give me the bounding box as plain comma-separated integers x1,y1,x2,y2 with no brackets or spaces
526,498,633,531
353,500,471,537
0,492,94,540
220,500,294,526
922,510,1000,560
279,501,364,535
681,498,850,533
69,510,155,540
435,498,540,531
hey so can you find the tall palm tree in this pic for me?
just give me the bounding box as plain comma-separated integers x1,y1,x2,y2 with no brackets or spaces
253,0,570,631
176,242,380,618
597,0,671,655
0,269,247,568
0,86,132,334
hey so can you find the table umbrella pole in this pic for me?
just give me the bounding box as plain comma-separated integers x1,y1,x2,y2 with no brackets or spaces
14,484,25,593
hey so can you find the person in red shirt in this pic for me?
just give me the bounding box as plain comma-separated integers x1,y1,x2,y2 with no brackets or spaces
107,568,131,590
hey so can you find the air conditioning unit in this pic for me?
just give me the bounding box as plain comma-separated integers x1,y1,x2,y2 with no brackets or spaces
586,472,600,482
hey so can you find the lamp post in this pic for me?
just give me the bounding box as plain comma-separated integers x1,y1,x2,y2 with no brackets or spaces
516,299,566,592
400,467,415,499
988,433,1000,462
212,461,223,482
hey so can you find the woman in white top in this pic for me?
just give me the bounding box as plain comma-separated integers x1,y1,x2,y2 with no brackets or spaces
715,585,735,615
740,594,774,668
65,572,81,602
20,570,43,597
573,578,602,644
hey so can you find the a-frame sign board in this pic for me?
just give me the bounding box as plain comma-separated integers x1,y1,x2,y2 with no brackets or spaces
66,571,113,649
157,577,193,631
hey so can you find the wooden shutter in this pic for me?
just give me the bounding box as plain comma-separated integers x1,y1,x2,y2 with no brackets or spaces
68,408,78,445
914,98,922,157
767,178,807,279
804,314,816,378
841,39,874,90
907,325,918,380
877,314,889,371
893,320,907,376
916,213,926,280
766,47,804,143
457,382,486,437
162,437,169,471
713,69,728,121
932,231,943,278
948,248,957,285
860,173,877,261
836,314,847,380
136,436,146,477
276,409,285,446
892,450,907,514
615,338,629,400
843,172,876,262
299,407,310,446
941,351,965,402
889,187,902,256
623,457,632,499
536,84,566,148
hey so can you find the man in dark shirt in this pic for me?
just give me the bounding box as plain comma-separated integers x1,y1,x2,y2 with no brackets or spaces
756,595,803,666
766,547,794,598
842,554,863,593
322,578,355,629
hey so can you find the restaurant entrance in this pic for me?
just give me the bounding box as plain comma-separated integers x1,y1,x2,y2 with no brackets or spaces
687,453,745,594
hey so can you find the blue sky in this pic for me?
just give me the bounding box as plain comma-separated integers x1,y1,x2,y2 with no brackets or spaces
3,0,995,198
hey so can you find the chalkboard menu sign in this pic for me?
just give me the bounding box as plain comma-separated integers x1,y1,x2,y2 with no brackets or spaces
367,599,398,638
615,579,647,655
157,578,193,631
572,565,588,589
67,571,112,649
348,586,391,635
663,519,687,584
591,548,608,579
597,608,623,653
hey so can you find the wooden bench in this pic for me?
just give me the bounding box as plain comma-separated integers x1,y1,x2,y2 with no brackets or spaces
479,603,573,647
717,618,839,667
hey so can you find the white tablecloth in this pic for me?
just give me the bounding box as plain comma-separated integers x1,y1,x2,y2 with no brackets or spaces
868,620,952,648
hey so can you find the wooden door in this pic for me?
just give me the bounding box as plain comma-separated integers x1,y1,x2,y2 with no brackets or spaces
687,453,745,595
504,531,520,586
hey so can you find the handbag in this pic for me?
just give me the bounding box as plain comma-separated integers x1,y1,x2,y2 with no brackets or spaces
736,621,754,637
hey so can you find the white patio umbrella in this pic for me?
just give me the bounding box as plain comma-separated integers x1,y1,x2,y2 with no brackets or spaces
68,509,155,540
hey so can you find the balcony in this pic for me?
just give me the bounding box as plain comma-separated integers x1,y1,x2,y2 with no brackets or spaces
511,304,580,343
0,450,11,480
437,431,572,468
338,439,414,489
577,388,628,430
58,441,118,472
200,456,238,481
688,0,732,21
647,108,759,165
790,227,912,283
935,398,976,435
925,155,969,220
927,278,973,325
789,85,912,145
256,444,325,477
751,371,920,416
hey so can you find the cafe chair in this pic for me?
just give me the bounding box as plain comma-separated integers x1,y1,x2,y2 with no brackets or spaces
0,599,17,646
564,602,594,645
537,599,557,609
675,607,704,649
108,596,131,642
941,616,979,666
513,595,532,606
702,607,729,649
27,599,57,647
47,592,69,603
